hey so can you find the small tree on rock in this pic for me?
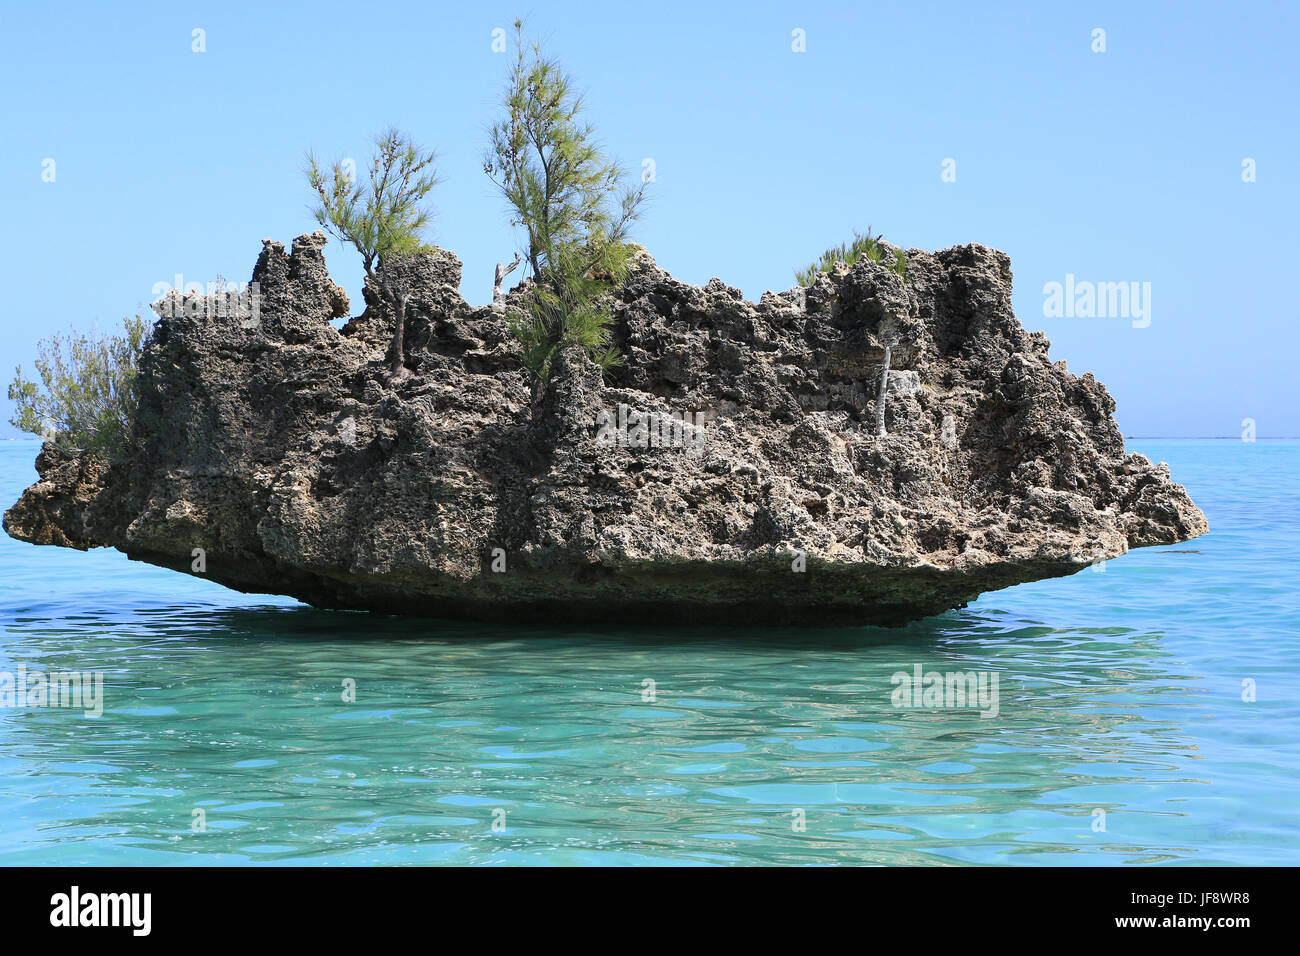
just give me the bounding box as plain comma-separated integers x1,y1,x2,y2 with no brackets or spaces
8,316,150,458
484,20,646,388
306,129,438,382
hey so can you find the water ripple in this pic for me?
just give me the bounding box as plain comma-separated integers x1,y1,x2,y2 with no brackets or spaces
0,441,1296,865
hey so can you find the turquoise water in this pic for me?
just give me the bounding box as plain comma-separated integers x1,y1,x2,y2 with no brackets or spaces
0,439,1295,865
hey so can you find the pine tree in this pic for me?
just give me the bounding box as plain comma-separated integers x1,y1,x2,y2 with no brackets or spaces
484,20,647,388
306,129,438,382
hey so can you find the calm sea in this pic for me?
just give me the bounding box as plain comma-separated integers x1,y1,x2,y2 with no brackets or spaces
0,439,1295,865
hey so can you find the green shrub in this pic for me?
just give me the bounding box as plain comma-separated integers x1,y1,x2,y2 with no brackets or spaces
8,316,150,458
796,228,908,286
485,20,646,384
306,128,439,382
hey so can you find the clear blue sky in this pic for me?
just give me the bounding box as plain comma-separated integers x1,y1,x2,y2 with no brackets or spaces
2,0,1296,437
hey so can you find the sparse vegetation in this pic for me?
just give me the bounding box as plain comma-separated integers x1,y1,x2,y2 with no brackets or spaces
8,316,150,458
306,128,438,381
796,227,908,286
484,20,647,386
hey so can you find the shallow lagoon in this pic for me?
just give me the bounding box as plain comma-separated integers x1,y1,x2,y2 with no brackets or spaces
1,440,1294,865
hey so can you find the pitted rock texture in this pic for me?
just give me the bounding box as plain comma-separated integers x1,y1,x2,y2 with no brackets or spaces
4,233,1207,626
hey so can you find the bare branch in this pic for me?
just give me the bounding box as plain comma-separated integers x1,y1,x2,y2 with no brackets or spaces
493,253,524,302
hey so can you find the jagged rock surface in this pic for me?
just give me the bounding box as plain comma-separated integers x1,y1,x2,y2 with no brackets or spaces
4,233,1207,626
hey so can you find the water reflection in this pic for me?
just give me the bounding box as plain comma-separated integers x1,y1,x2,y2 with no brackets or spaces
0,601,1225,865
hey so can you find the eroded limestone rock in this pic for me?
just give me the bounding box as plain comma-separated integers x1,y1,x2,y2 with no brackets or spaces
3,235,1207,626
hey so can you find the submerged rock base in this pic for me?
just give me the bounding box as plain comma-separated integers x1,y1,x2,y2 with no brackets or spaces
4,235,1207,626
